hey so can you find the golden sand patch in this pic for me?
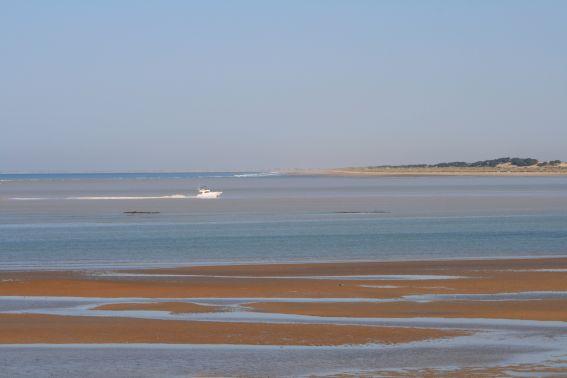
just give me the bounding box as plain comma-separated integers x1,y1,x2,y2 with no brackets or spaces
0,257,565,299
247,299,567,322
0,314,464,346
133,257,567,277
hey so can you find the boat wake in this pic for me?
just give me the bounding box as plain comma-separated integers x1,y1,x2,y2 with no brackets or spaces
67,194,195,200
10,194,196,201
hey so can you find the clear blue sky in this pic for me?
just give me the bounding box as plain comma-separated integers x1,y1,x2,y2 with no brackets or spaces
1,1,566,172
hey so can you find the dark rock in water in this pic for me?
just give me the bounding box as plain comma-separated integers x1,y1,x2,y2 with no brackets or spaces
123,211,160,215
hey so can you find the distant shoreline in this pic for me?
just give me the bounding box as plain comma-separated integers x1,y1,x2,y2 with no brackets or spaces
285,167,567,177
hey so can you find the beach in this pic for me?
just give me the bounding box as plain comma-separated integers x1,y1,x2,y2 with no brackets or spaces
3,0,567,374
288,165,567,177
1,173,567,376
1,257,566,375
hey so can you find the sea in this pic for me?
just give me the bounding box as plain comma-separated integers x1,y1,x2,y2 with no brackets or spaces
1,172,566,270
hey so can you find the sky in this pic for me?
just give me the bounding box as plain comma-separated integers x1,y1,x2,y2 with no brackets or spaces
1,1,566,172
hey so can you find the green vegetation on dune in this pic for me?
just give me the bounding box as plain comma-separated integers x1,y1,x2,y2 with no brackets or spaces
369,157,562,169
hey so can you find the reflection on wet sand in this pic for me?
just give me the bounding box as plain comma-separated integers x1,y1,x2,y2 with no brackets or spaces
92,301,225,314
0,314,461,345
247,299,567,322
0,257,566,375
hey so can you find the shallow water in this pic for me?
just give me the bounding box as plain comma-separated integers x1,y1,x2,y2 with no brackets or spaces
0,342,538,378
1,173,566,377
1,174,567,269
2,294,566,377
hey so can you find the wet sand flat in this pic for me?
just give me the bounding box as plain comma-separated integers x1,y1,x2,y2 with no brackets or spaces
0,256,565,373
0,314,461,345
134,256,567,276
1,257,566,299
248,299,567,322
1,272,564,298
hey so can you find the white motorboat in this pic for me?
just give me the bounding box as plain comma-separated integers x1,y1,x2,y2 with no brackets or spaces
196,186,222,199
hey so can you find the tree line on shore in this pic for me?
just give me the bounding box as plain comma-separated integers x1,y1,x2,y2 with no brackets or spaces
370,158,563,169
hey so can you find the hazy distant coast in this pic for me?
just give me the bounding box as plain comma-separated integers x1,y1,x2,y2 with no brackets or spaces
288,157,567,177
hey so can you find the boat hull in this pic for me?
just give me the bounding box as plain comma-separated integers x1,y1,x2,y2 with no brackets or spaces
196,191,222,199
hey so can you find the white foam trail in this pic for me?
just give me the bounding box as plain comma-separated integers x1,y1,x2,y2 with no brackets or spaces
10,194,196,201
66,194,194,200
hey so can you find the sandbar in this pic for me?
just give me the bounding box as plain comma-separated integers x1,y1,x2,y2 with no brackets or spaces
1,257,565,299
247,299,567,322
0,314,461,345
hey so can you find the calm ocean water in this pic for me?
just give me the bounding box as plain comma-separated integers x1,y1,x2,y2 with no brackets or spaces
1,173,566,270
